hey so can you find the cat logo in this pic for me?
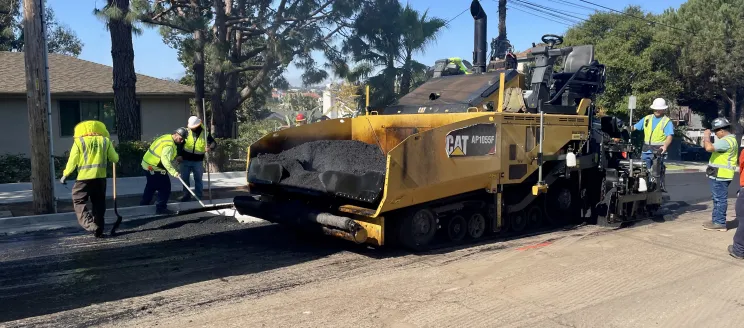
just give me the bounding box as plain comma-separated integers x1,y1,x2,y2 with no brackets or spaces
445,123,497,158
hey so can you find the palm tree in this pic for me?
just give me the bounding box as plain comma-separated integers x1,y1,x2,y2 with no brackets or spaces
398,5,446,95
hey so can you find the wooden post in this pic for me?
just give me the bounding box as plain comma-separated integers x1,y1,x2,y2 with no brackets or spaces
23,0,56,214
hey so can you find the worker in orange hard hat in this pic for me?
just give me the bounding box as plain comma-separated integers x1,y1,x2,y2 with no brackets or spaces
295,112,306,126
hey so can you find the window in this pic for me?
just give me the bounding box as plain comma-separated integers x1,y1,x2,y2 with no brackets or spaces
59,100,121,137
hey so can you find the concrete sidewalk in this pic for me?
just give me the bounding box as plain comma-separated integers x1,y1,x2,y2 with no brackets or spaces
0,171,247,205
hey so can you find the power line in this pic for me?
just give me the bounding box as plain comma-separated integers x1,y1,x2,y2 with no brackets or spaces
445,7,470,26
572,0,694,34
505,4,574,26
513,0,590,22
552,0,599,12
510,1,583,25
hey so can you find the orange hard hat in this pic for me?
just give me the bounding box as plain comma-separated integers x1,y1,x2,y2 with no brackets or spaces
296,113,306,121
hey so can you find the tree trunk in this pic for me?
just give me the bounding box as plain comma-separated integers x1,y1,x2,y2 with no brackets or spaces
728,89,740,145
210,0,232,139
108,0,140,142
498,0,506,40
23,0,55,214
193,29,206,116
399,51,413,96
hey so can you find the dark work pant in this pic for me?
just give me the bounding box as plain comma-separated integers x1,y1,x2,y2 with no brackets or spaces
140,170,171,210
734,188,744,256
72,178,106,233
710,178,731,225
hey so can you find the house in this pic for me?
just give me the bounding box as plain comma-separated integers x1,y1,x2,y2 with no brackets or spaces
0,52,194,156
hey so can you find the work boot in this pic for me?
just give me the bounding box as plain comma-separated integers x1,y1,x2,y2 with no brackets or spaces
702,221,727,231
180,195,191,202
728,245,744,260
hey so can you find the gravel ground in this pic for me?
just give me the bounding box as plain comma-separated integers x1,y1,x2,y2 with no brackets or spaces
1,190,741,327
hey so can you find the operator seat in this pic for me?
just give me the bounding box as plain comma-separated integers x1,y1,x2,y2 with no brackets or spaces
551,45,594,81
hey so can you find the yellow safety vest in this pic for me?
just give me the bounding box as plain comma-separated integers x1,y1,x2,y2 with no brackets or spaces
72,135,112,180
142,134,176,171
708,134,738,180
183,125,207,155
642,114,671,148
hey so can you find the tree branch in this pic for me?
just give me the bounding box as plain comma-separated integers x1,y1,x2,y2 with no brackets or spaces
140,16,193,32
227,64,264,74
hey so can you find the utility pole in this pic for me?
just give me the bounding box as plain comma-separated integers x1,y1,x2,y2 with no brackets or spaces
23,0,57,214
498,0,507,42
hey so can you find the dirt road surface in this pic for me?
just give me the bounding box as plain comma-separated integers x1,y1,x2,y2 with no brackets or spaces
2,200,744,328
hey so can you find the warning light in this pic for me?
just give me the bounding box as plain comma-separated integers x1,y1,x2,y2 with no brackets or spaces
621,152,627,158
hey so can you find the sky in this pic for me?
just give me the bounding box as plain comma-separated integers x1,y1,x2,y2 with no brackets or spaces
47,0,687,87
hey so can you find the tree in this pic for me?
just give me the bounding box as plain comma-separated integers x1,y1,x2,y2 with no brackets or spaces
339,0,445,107
22,0,54,214
398,5,445,95
1,0,83,56
662,0,744,137
95,0,142,142
135,0,364,138
562,6,682,117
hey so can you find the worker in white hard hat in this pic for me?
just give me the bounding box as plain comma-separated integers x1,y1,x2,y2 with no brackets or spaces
177,116,217,202
631,98,674,192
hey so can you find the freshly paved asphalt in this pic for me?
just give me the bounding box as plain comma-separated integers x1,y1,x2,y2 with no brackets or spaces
666,172,740,204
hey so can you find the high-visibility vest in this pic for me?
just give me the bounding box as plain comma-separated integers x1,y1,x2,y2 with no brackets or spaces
142,134,176,170
708,134,738,180
183,125,207,155
642,114,671,151
73,135,111,180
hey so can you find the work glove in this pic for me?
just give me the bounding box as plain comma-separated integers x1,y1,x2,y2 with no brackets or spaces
60,176,67,184
169,170,180,178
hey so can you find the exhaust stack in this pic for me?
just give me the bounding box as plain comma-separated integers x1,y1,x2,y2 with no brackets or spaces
470,0,487,74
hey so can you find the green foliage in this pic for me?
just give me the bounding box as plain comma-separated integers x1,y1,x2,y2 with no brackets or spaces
135,0,364,137
113,140,150,177
337,0,446,108
0,1,83,56
0,154,66,184
562,6,681,116
662,0,744,134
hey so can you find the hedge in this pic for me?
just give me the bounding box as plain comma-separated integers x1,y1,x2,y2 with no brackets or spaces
0,138,251,184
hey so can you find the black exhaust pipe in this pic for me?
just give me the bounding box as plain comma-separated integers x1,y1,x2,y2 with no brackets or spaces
470,0,487,74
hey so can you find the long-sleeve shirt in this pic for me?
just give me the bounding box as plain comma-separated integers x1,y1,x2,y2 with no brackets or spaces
160,144,179,176
141,142,179,177
63,137,119,178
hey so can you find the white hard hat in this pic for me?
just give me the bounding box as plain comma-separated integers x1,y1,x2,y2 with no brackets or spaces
187,116,201,128
650,98,668,110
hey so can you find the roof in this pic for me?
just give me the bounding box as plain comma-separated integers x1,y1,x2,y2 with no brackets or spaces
0,51,194,97
383,70,520,115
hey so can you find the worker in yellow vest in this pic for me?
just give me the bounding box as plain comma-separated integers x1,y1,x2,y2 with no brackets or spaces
178,116,216,202
702,117,738,231
140,128,188,215
60,120,119,238
631,98,674,191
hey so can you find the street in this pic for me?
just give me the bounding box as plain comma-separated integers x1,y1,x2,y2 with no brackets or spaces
1,172,742,327
665,172,740,204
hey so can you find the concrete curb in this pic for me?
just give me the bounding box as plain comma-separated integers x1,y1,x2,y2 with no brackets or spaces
0,197,265,235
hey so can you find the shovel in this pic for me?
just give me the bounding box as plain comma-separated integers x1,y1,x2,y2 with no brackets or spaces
110,163,123,236
177,175,208,207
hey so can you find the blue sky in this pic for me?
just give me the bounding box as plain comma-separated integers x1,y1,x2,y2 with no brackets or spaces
48,0,686,86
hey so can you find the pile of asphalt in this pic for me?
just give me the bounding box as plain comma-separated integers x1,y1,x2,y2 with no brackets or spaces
256,140,386,191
